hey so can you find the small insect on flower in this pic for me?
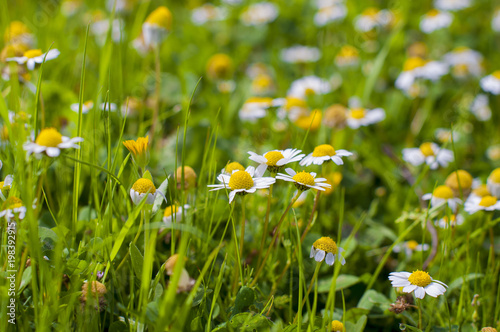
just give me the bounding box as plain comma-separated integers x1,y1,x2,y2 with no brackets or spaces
389,270,447,299
330,320,344,332
402,142,454,169
480,71,500,95
0,196,26,222
142,6,172,47
208,166,275,203
276,168,330,191
300,144,352,167
130,178,156,205
419,9,453,34
422,185,462,212
310,236,345,265
346,107,385,129
24,127,83,158
248,148,304,174
123,136,149,169
6,48,60,70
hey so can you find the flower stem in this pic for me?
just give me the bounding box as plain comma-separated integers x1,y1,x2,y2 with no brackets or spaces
239,195,246,260
250,191,302,287
293,262,321,324
150,45,161,139
257,183,274,267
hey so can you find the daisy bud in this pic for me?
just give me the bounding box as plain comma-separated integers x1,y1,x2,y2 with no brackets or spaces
80,281,107,312
445,169,473,197
143,6,172,47
330,320,344,332
176,166,197,190
165,254,195,293
206,53,233,80
481,328,498,332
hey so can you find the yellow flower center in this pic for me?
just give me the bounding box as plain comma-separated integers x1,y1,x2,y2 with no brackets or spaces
2,196,23,210
489,168,500,184
313,237,338,254
493,71,500,80
453,64,469,76
292,171,315,187
35,128,63,147
224,162,245,174
285,97,307,110
479,195,497,207
145,6,172,30
433,185,454,199
23,49,43,59
264,151,284,166
427,9,440,17
406,240,419,250
330,320,344,332
132,178,156,194
445,170,473,190
419,142,435,157
350,108,366,119
164,205,179,218
338,45,358,58
362,7,379,17
207,54,233,79
473,184,490,197
305,88,316,96
228,171,254,190
253,75,272,89
408,270,432,287
404,57,427,71
312,144,336,157
4,21,30,41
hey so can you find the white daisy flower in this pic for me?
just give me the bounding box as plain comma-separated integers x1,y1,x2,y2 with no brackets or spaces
436,214,464,229
420,9,453,33
492,9,500,32
402,142,454,169
287,76,331,99
395,57,449,93
23,128,83,158
221,161,246,176
238,97,273,122
91,19,124,45
443,47,483,78
310,236,345,266
435,0,472,11
335,45,359,68
191,4,227,25
208,166,275,204
389,270,447,299
314,4,347,26
276,168,331,191
393,240,430,258
163,204,190,226
346,107,385,129
248,148,304,174
6,49,60,70
240,2,278,26
464,195,500,214
130,178,157,205
142,6,172,47
273,97,309,121
0,196,27,222
487,168,500,198
480,71,500,95
422,185,462,212
300,144,352,166
0,175,13,201
354,8,393,32
315,0,344,8
469,94,491,121
435,128,460,144
280,45,321,64
70,101,94,114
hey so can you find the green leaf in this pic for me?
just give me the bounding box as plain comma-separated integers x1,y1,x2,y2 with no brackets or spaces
143,170,153,182
152,176,169,214
109,321,128,332
229,312,272,329
232,286,256,315
357,290,390,311
447,273,484,292
318,274,360,293
129,244,144,279
345,315,367,332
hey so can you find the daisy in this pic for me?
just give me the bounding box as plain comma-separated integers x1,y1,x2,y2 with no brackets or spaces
435,128,460,144
191,4,227,25
395,57,449,93
354,8,393,32
91,18,124,45
240,2,278,26
280,45,321,64
310,236,345,265
70,101,94,114
0,196,27,222
313,3,347,27
4,21,35,47
435,0,472,11
335,45,359,68
445,169,473,197
273,97,308,121
221,161,245,175
0,175,13,201
346,107,385,129
393,240,429,258
276,168,331,191
238,97,273,122
436,214,464,229
402,142,454,169
469,183,492,201
470,94,491,121
464,195,500,214
248,148,304,174
6,48,60,70
422,185,462,211
24,128,83,158
206,53,233,80
123,136,149,169
142,6,172,47
420,9,453,33
480,71,500,95
487,168,500,198
300,144,352,167
487,145,500,161
287,76,331,99
443,47,483,78
130,178,157,205
493,9,500,32
293,109,322,131
163,204,190,226
208,166,275,204
251,74,275,95
389,270,447,299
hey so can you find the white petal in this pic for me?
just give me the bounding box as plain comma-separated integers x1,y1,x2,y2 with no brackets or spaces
403,284,417,293
325,252,335,265
45,147,61,157
414,287,426,299
314,250,326,262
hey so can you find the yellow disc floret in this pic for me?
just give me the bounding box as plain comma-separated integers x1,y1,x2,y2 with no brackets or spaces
228,171,254,190
408,270,432,287
145,6,172,30
473,184,490,197
350,108,366,119
433,185,454,199
35,128,63,147
132,178,156,194
2,196,23,210
419,142,434,157
427,9,440,17
292,171,315,187
330,320,344,332
224,162,245,174
164,205,179,218
313,237,338,254
493,71,500,80
312,144,336,157
479,196,497,207
285,97,307,110
406,240,419,250
23,49,42,58
206,54,233,80
264,151,284,166
4,21,31,42
404,57,427,71
445,170,473,191
488,168,500,184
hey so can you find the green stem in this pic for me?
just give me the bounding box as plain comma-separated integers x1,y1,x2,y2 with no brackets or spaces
239,196,246,259
293,262,321,325
257,183,274,267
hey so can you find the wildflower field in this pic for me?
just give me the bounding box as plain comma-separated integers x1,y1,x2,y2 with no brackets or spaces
2,0,500,331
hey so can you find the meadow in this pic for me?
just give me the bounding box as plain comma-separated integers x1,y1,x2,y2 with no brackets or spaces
1,0,500,331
